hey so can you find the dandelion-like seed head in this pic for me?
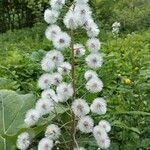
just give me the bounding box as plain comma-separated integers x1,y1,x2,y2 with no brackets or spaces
16,132,31,150
38,138,54,150
77,116,94,133
24,109,40,127
45,124,61,140
90,98,107,115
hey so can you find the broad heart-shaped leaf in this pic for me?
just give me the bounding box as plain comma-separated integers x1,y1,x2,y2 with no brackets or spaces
0,90,36,150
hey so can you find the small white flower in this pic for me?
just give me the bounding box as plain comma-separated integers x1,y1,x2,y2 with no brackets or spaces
44,9,59,24
53,32,71,50
75,0,89,4
35,98,54,116
90,98,107,115
41,89,57,102
64,11,79,29
45,124,61,140
74,147,86,150
24,109,40,127
58,62,72,75
41,57,55,72
99,120,111,133
74,44,86,57
50,72,63,86
71,99,90,117
38,138,53,150
38,74,52,90
96,136,110,149
112,22,120,28
84,70,98,81
86,38,101,53
77,116,94,133
86,78,103,93
50,0,65,10
86,53,103,69
16,132,31,150
56,82,73,102
45,25,61,41
46,50,64,66
112,22,120,37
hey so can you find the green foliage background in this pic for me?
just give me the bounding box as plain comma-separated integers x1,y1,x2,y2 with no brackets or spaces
0,0,150,149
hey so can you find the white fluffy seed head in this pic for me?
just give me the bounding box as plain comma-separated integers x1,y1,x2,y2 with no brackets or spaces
86,38,101,53
46,50,64,66
24,109,40,127
53,32,71,50
50,72,63,86
41,89,57,102
41,57,55,72
38,138,53,150
93,125,108,140
90,98,107,115
44,9,59,24
50,0,65,10
45,124,61,140
56,82,73,102
45,25,61,41
71,99,90,117
86,53,103,69
96,136,110,149
99,120,111,133
84,70,98,81
38,74,52,90
74,147,86,150
57,62,72,75
35,98,54,116
84,19,100,37
74,44,86,57
16,132,31,150
77,116,94,133
86,78,103,93
64,11,79,30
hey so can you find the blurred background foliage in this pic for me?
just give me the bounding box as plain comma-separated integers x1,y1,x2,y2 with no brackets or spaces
0,0,150,149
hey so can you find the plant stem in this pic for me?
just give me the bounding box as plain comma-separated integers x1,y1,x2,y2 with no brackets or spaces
70,29,77,150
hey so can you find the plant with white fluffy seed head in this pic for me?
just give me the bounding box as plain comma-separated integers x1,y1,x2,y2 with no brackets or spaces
86,77,103,93
45,25,61,41
23,0,111,149
53,32,71,50
44,9,59,24
38,138,54,150
84,70,98,81
86,38,101,53
35,98,54,116
41,89,57,101
77,116,94,133
45,124,61,140
56,82,73,102
46,50,64,66
74,44,86,57
99,120,111,133
58,62,72,75
38,74,52,90
90,98,107,115
24,109,40,127
86,53,103,69
16,132,32,150
71,99,90,117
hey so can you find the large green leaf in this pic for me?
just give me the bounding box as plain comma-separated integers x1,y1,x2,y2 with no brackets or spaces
0,90,36,150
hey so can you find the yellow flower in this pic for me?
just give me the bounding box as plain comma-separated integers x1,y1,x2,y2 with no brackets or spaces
124,79,132,84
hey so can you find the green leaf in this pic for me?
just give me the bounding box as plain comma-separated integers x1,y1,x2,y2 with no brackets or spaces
0,90,36,149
